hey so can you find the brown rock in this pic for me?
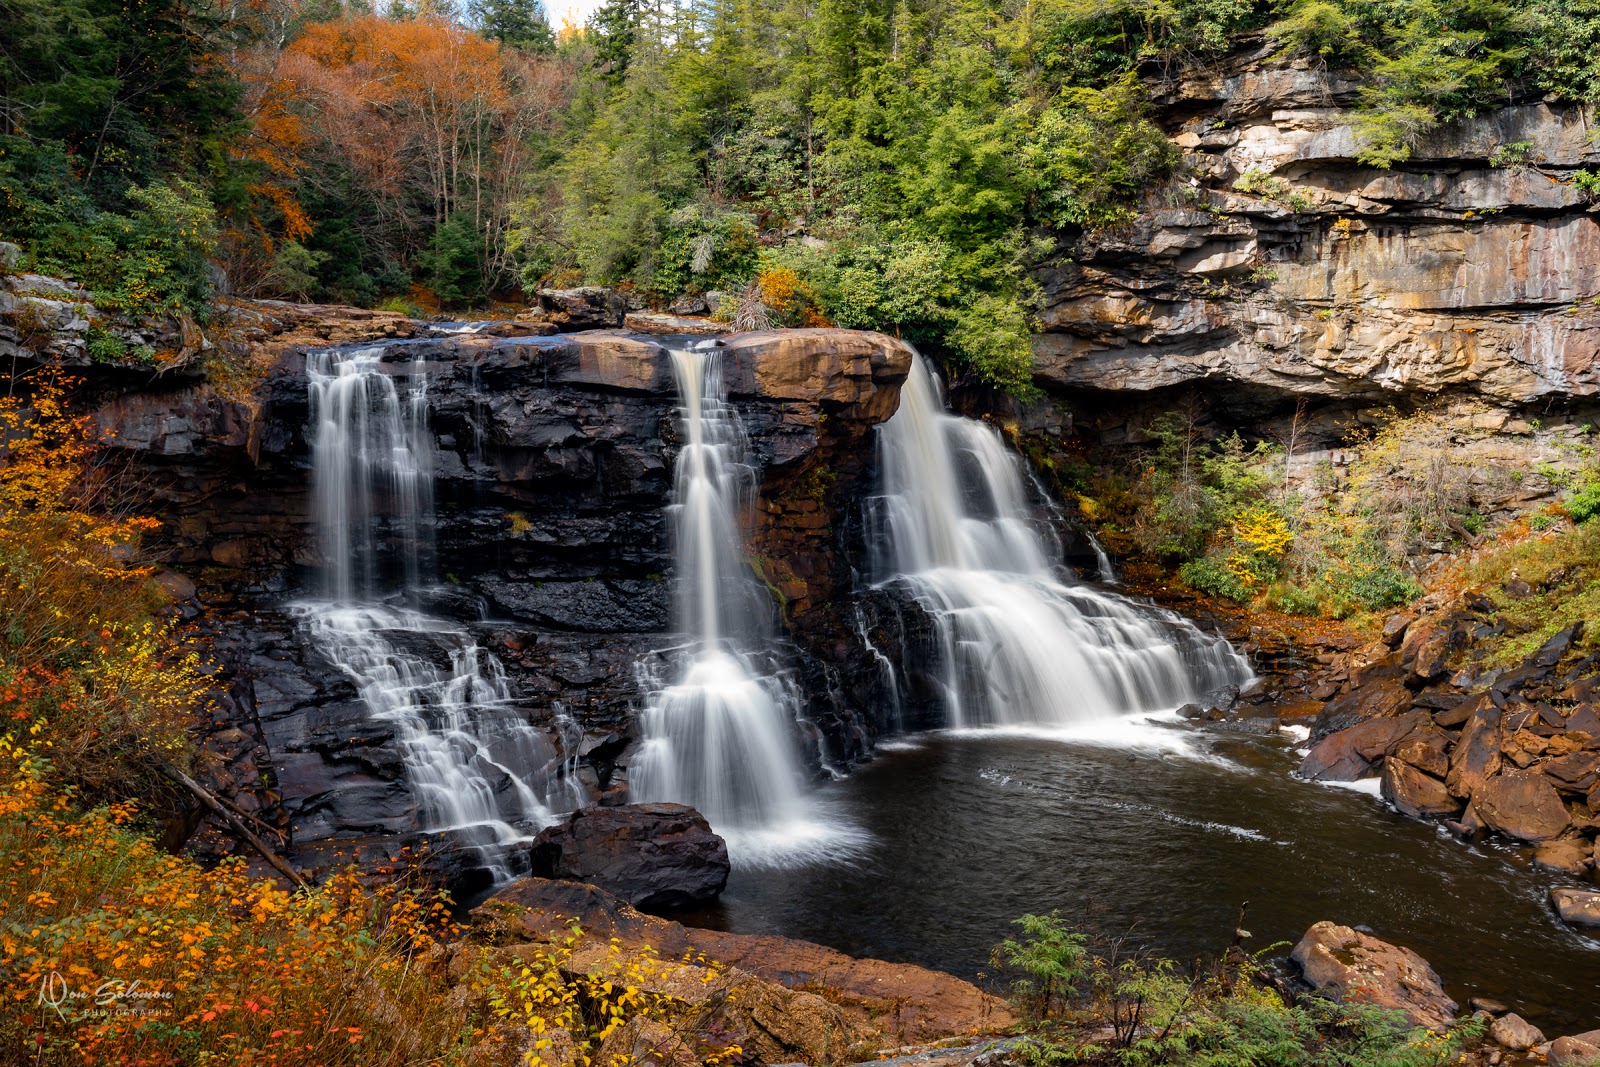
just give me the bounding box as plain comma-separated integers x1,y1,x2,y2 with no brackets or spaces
1550,1035,1600,1067
1382,612,1418,648
1446,703,1504,799
1289,921,1458,1031
722,329,916,422
1533,837,1592,875
1381,758,1462,819
1314,679,1412,737
1474,771,1571,841
1392,727,1453,778
1546,752,1600,794
1490,1013,1546,1052
595,1017,697,1067
1551,887,1600,928
1400,618,1461,683
476,878,1012,1044
1302,712,1428,782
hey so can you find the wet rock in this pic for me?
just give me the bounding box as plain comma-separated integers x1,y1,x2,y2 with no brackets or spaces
1301,711,1427,781
1289,921,1458,1031
1312,678,1411,739
1490,1013,1546,1052
1532,837,1592,875
1473,770,1571,842
1551,888,1600,927
1446,702,1504,800
526,803,730,912
1381,758,1461,819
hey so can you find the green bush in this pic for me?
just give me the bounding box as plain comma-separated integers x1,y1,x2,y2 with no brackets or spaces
1180,555,1254,602
1568,481,1600,524
1022,77,1177,231
993,912,1483,1067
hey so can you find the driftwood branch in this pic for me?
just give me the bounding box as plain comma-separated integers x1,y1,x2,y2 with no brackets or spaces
161,763,308,890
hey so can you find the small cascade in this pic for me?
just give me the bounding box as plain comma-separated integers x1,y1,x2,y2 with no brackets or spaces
871,352,1252,730
300,346,576,881
1087,532,1118,585
633,346,838,862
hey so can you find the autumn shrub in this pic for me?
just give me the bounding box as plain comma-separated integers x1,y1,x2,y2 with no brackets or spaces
486,923,745,1067
1454,520,1600,667
0,379,204,799
0,749,481,1066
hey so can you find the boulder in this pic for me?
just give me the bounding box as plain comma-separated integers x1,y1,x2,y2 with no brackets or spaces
1533,837,1592,875
1472,771,1571,842
1381,758,1461,819
1313,678,1412,738
1391,727,1453,778
1382,612,1418,648
1544,751,1600,794
1551,888,1600,928
1446,703,1504,800
1301,712,1428,781
1490,1013,1546,1052
1550,1035,1600,1067
1400,619,1458,683
1289,921,1458,1031
537,286,625,329
1531,623,1585,669
527,804,730,912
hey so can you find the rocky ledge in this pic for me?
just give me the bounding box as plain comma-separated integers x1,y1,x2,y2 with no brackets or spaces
61,320,915,877
461,875,1014,1059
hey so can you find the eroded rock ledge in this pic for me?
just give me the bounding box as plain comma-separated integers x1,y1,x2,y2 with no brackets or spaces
64,322,914,874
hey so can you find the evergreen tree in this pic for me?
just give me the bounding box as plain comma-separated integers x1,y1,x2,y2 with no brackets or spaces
472,0,554,50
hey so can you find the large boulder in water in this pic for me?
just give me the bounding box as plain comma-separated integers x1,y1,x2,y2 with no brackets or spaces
1473,770,1570,842
1290,921,1458,1031
526,803,730,911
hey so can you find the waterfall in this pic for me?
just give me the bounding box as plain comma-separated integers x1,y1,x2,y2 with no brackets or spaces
871,352,1252,730
299,346,575,882
632,346,842,863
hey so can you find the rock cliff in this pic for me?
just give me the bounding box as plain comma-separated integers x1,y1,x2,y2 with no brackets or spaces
1028,48,1600,449
46,321,912,879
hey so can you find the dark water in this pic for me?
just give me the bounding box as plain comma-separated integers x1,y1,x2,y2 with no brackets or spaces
679,722,1600,1033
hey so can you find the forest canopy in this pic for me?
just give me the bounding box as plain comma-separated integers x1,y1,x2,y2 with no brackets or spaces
5,0,1600,387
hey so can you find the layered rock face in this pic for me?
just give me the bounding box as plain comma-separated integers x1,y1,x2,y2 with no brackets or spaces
1029,50,1600,445
72,324,912,877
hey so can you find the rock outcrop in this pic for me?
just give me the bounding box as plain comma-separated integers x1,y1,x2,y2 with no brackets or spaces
471,876,1015,1048
526,804,730,912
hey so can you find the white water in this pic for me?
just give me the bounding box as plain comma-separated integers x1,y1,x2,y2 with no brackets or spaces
871,352,1253,729
300,347,577,881
633,347,849,864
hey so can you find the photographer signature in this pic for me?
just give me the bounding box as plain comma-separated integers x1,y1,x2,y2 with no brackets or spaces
36,972,174,1020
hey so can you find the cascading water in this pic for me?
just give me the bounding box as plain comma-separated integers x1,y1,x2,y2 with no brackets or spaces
633,346,846,862
299,346,577,882
871,352,1253,730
